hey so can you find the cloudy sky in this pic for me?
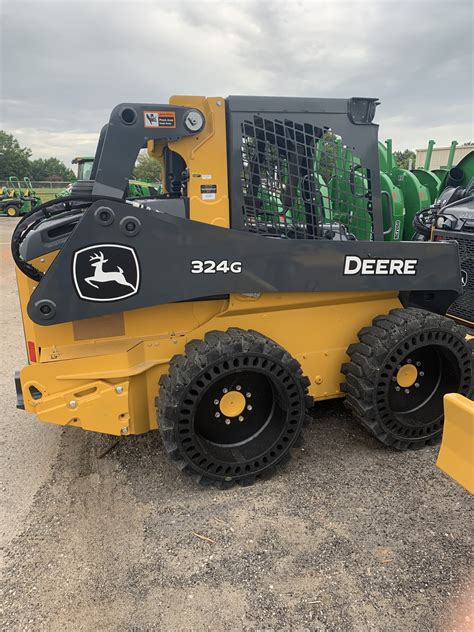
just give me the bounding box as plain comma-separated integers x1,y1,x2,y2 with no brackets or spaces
1,0,472,166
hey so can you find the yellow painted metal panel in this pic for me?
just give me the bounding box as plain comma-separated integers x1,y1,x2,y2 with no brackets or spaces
437,394,474,494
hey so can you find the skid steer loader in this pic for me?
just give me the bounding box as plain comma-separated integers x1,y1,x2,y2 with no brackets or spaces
11,96,473,488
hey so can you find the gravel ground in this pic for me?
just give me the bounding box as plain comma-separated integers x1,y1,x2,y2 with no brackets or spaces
1,218,472,631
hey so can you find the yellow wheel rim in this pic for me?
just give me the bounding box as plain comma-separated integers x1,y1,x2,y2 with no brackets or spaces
219,391,246,418
6,206,17,217
396,364,418,388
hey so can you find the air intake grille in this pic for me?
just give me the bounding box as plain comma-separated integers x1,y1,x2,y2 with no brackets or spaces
443,232,474,325
240,116,374,240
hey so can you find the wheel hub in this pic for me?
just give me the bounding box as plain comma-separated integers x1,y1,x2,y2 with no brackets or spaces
396,363,418,388
219,390,246,418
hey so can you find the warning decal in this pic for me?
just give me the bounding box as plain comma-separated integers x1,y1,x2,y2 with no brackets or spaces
144,111,176,128
201,184,217,200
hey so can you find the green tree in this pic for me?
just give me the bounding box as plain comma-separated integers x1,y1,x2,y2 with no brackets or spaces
133,153,162,182
0,131,32,178
394,149,416,170
29,157,75,181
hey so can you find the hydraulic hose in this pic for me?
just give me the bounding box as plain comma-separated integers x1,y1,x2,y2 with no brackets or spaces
11,194,120,281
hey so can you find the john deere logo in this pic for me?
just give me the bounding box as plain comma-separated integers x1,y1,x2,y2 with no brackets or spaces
72,244,140,302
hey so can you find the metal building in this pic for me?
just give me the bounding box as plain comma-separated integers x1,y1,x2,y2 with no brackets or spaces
415,143,473,169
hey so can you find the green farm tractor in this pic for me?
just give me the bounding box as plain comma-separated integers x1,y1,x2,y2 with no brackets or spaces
0,176,41,217
55,157,96,198
56,156,162,199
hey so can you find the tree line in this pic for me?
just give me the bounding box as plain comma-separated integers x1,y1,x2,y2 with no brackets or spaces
0,131,162,183
0,131,75,181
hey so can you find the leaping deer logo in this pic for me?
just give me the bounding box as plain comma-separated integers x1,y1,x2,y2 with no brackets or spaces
85,251,136,290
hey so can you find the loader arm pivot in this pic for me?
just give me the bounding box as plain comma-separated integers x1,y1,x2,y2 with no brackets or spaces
91,103,204,199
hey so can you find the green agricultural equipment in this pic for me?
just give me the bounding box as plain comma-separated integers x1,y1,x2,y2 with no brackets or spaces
56,157,96,198
57,156,162,199
326,139,405,241
432,141,458,186
127,179,162,198
0,176,40,217
385,139,430,240
254,140,330,230
74,156,94,181
411,140,442,203
327,139,372,240
380,172,405,241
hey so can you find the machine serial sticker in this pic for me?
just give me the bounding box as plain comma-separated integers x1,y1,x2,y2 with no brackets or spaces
144,111,176,128
201,184,217,200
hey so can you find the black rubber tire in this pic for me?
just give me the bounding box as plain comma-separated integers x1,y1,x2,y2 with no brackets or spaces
156,328,312,488
342,308,473,450
5,204,20,217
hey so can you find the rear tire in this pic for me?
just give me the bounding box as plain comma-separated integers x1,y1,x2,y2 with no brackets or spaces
342,308,473,450
156,328,312,488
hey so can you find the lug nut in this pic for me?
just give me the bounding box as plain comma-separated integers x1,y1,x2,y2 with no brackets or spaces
416,361,421,367
415,383,420,388
247,405,252,411
404,389,410,394
238,415,244,422
407,359,412,364
395,386,401,392
391,376,397,382
121,426,129,435
246,392,252,398
215,412,220,418
214,399,219,405
419,371,425,377
115,385,123,394
225,418,231,425
223,388,228,394
236,385,242,391
68,400,77,409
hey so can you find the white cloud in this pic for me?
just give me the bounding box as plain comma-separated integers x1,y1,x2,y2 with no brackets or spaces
1,0,472,163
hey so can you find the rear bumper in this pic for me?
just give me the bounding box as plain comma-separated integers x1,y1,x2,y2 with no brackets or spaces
15,370,24,410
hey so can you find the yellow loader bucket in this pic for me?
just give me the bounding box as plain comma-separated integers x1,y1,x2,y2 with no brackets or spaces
437,394,474,493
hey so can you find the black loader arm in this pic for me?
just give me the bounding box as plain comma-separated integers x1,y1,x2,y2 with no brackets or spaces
91,103,205,199
27,200,461,326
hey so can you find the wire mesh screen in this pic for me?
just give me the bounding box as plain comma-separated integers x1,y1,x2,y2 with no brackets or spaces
240,116,374,240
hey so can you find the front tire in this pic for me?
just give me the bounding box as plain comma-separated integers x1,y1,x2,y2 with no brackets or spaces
342,308,473,450
6,205,20,217
157,328,311,488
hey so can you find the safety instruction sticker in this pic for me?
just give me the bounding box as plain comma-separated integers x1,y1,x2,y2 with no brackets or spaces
201,184,217,200
144,111,176,128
